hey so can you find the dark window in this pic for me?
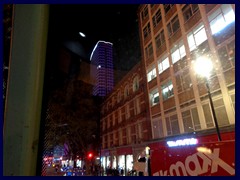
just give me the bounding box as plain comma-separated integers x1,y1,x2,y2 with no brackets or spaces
167,15,180,37
164,4,174,14
145,43,153,59
152,9,162,28
182,4,199,22
141,5,148,20
143,23,151,39
155,29,165,49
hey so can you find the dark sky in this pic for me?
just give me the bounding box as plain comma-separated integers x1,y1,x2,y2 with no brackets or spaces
48,4,141,72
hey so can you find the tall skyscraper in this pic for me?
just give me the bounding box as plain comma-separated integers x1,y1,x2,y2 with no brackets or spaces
90,40,114,97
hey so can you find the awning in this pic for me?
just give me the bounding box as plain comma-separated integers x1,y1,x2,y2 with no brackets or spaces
117,147,133,155
101,149,110,156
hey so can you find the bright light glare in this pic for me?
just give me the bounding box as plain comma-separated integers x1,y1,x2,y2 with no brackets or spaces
79,32,86,37
211,11,235,35
197,147,212,154
194,57,213,78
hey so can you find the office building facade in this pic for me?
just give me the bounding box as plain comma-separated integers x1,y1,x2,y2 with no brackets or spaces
100,4,235,176
100,61,150,175
90,40,114,97
139,4,235,140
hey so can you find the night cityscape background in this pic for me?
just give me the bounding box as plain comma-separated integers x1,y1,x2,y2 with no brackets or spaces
47,4,141,84
3,4,236,176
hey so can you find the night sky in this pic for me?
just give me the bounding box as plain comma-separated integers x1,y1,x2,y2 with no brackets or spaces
48,4,141,77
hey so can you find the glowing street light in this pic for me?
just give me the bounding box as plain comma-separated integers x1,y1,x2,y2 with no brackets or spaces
194,56,222,141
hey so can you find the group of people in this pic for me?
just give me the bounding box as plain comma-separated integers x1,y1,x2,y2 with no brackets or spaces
105,167,124,176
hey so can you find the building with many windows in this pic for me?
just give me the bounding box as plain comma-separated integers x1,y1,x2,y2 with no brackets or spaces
140,4,235,140
100,61,151,175
100,4,235,176
90,40,114,97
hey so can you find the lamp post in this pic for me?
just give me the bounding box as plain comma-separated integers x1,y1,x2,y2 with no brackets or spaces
194,57,222,141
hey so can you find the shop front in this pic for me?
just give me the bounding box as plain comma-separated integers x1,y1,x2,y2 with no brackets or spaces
116,146,133,176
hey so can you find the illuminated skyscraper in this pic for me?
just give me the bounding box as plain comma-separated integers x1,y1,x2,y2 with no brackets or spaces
90,40,114,96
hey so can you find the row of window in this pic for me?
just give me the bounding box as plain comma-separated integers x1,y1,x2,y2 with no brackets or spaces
144,4,235,60
142,4,198,41
147,4,235,77
102,93,235,145
149,37,234,105
102,97,141,131
150,80,174,106
152,95,234,138
102,123,144,148
102,75,140,113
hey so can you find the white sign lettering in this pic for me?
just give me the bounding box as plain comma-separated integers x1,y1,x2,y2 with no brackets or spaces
153,148,235,176
167,138,198,147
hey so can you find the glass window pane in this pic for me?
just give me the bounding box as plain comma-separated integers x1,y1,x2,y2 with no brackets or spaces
170,114,180,135
171,49,180,64
182,110,194,133
203,104,214,128
179,45,186,58
152,121,160,139
191,108,201,130
162,57,169,70
165,117,172,135
159,118,164,137
195,28,207,46
215,107,229,126
187,33,196,51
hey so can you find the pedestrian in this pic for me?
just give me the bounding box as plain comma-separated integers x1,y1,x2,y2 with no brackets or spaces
55,165,59,173
120,168,124,176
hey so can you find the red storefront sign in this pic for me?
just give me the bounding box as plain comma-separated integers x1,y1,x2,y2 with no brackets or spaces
117,147,133,155
151,140,235,176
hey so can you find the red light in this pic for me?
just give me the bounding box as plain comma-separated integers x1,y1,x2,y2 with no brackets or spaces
88,153,93,158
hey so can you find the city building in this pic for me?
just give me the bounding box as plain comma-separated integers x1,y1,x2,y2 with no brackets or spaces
100,61,151,175
100,4,235,176
90,40,114,97
140,3,235,141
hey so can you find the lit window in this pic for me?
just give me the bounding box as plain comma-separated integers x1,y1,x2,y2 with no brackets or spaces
150,88,159,106
147,68,156,82
158,55,169,74
171,40,186,64
187,23,207,52
162,81,174,100
208,4,235,35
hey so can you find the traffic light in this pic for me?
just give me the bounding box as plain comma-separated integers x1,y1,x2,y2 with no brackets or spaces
87,152,93,159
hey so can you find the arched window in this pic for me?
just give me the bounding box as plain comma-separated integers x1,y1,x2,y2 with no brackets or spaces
117,90,121,103
124,84,129,99
133,75,140,92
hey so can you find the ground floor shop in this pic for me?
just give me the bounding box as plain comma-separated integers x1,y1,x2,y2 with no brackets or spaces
101,128,235,176
100,145,147,176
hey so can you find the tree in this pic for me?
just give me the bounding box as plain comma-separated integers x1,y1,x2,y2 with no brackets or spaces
44,76,101,161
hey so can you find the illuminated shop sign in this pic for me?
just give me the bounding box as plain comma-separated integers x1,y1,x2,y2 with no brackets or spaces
167,138,198,147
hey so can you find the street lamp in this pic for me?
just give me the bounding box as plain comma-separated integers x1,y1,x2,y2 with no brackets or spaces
194,56,222,141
